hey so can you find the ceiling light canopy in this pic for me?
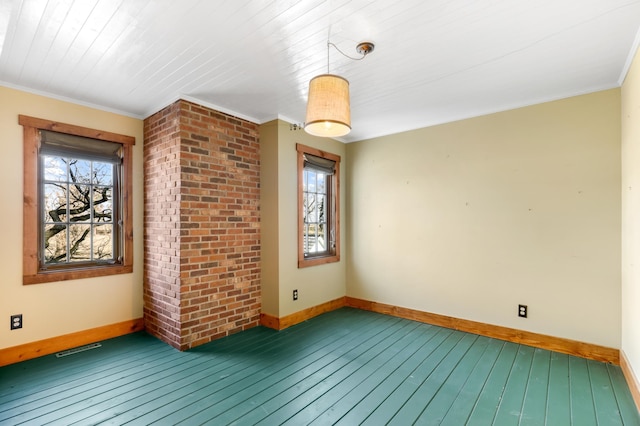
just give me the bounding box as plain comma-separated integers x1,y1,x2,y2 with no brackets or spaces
304,41,375,138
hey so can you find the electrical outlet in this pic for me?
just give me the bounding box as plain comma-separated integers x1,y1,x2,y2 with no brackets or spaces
10,314,22,330
518,304,528,318
293,289,298,301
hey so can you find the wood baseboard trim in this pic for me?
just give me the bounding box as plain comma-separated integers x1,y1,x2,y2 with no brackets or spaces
259,312,280,330
621,350,640,412
0,318,144,367
260,297,346,330
345,297,619,364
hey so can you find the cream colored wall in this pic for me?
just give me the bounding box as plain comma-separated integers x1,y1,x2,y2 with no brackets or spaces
622,46,640,383
260,120,347,318
259,120,280,316
0,86,144,349
346,89,621,348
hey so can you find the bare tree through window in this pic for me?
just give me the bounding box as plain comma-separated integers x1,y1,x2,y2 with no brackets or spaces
303,168,327,254
42,155,116,264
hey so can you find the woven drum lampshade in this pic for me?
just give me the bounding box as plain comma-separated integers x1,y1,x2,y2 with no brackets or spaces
304,74,351,137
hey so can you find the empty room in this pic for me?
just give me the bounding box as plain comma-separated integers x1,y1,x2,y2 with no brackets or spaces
1,1,640,424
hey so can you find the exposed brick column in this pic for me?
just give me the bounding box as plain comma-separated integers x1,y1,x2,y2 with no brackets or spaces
143,101,182,348
144,100,261,350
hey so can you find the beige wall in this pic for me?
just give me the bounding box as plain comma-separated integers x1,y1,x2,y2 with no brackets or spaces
260,120,346,318
347,89,621,348
0,86,144,349
260,120,281,316
622,46,640,384
1,79,629,360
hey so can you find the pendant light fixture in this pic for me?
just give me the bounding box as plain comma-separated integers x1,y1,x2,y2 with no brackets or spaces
304,41,375,138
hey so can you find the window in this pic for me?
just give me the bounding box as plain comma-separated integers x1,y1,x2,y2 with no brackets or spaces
20,115,134,284
297,143,340,267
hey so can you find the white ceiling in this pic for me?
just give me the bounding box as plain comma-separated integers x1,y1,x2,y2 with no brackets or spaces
1,0,639,142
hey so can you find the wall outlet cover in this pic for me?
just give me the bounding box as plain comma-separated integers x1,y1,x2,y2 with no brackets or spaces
518,304,528,318
10,314,22,330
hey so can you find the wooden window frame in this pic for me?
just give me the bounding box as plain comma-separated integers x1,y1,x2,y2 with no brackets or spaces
19,115,135,285
297,143,341,268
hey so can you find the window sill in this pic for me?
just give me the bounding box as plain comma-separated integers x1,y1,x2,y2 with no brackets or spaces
23,265,133,285
298,254,340,268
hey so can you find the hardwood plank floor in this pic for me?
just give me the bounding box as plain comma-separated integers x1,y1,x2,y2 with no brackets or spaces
0,308,638,425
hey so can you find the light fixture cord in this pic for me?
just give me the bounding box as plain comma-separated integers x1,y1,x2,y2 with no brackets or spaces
328,42,369,61
325,39,371,74
327,41,330,73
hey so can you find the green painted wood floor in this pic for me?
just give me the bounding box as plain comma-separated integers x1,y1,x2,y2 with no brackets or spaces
1,308,639,425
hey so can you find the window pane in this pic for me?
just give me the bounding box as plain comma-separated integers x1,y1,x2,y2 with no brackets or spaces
317,173,325,192
306,193,317,223
303,193,308,223
309,171,317,192
318,195,326,224
93,224,113,260
69,159,92,184
68,185,91,223
43,156,67,182
308,224,318,253
317,224,326,252
69,224,91,262
43,183,67,222
93,162,113,185
93,186,113,223
44,224,67,264
311,194,319,223
303,223,310,254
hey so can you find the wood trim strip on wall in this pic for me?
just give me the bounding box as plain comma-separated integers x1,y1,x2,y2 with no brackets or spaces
621,350,640,412
345,297,620,365
260,297,346,330
0,318,144,367
18,115,136,145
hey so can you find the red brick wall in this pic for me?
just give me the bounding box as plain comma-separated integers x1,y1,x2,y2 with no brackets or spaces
144,100,261,350
143,101,182,348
